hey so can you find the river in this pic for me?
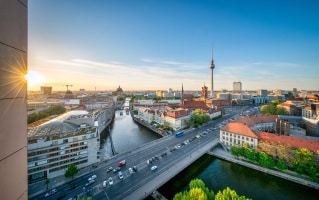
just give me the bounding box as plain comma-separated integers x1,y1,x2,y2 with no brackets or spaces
101,110,318,200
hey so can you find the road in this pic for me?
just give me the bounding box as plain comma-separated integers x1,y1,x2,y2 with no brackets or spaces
30,106,256,200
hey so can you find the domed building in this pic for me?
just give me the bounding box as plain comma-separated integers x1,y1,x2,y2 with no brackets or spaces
112,85,124,96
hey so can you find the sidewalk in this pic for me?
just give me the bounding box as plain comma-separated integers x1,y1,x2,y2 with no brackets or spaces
209,147,319,190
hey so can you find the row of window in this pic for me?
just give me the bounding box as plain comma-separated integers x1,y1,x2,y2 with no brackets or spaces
221,131,254,142
222,141,254,148
49,159,88,173
28,146,88,168
28,156,88,174
28,141,88,158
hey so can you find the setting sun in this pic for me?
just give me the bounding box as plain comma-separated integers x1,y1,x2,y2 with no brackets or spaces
24,70,45,86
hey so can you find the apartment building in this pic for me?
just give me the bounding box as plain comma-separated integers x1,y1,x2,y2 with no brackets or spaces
220,122,259,148
27,110,100,183
220,115,277,149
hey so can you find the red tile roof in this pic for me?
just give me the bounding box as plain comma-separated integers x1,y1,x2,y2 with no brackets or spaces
257,132,319,153
221,122,258,138
235,115,277,127
166,109,189,119
182,100,207,109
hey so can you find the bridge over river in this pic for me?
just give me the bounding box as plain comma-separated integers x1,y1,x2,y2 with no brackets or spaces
93,128,220,200
30,106,249,200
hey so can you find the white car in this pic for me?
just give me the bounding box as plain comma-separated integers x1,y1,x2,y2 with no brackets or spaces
128,167,134,174
88,175,97,181
103,180,107,187
44,188,57,197
151,165,157,171
108,177,113,185
118,171,124,179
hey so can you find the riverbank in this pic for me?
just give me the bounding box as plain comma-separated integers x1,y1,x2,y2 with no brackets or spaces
209,147,319,190
130,112,169,137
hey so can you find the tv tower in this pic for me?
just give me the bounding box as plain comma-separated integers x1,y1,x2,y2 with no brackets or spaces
210,48,215,98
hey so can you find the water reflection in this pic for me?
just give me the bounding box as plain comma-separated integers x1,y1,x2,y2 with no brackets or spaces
159,155,318,200
100,110,160,159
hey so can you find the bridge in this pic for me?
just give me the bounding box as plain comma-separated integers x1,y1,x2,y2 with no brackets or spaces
94,129,220,200
30,106,248,200
32,126,221,200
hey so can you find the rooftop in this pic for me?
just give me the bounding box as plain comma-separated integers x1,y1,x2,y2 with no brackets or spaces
257,132,319,153
27,110,94,138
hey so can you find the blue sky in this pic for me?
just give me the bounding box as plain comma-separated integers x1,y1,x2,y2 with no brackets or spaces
28,0,319,91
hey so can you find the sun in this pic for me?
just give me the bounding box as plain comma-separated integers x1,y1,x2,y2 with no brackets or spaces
24,70,45,86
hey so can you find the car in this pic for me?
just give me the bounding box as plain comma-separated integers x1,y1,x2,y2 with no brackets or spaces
132,166,138,172
108,177,113,185
118,171,124,179
128,167,134,174
113,167,121,173
88,175,97,181
91,174,97,179
103,180,107,187
68,183,78,190
85,179,95,186
106,166,113,172
151,165,158,171
118,160,126,167
44,188,57,197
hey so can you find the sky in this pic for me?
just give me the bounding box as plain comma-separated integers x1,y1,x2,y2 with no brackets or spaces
28,0,319,92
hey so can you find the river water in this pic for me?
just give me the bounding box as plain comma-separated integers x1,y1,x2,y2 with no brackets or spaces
101,110,318,200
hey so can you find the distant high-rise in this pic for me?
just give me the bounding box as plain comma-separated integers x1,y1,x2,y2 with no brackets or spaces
40,86,52,95
233,81,242,94
257,89,268,97
210,48,215,98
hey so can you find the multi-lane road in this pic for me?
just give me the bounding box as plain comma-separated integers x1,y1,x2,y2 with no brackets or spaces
31,106,256,200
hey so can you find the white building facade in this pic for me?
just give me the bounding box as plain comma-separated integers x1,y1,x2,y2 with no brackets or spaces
27,111,100,184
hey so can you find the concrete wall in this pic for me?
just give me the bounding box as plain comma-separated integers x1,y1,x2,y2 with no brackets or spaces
0,0,28,199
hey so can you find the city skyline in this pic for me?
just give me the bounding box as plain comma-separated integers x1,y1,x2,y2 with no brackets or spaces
28,0,319,91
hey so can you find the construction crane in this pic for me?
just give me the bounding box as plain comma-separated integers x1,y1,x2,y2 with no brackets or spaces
66,84,73,92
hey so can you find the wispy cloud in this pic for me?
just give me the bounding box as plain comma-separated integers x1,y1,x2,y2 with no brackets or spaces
29,57,312,91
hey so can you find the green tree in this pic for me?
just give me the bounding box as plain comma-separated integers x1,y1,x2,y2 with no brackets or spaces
189,187,207,200
189,109,210,127
242,144,257,161
173,179,214,200
44,178,50,190
260,103,288,115
230,145,242,157
270,100,282,106
292,148,316,176
189,179,214,199
215,187,250,200
28,105,66,124
276,159,288,171
65,163,79,180
258,152,275,168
